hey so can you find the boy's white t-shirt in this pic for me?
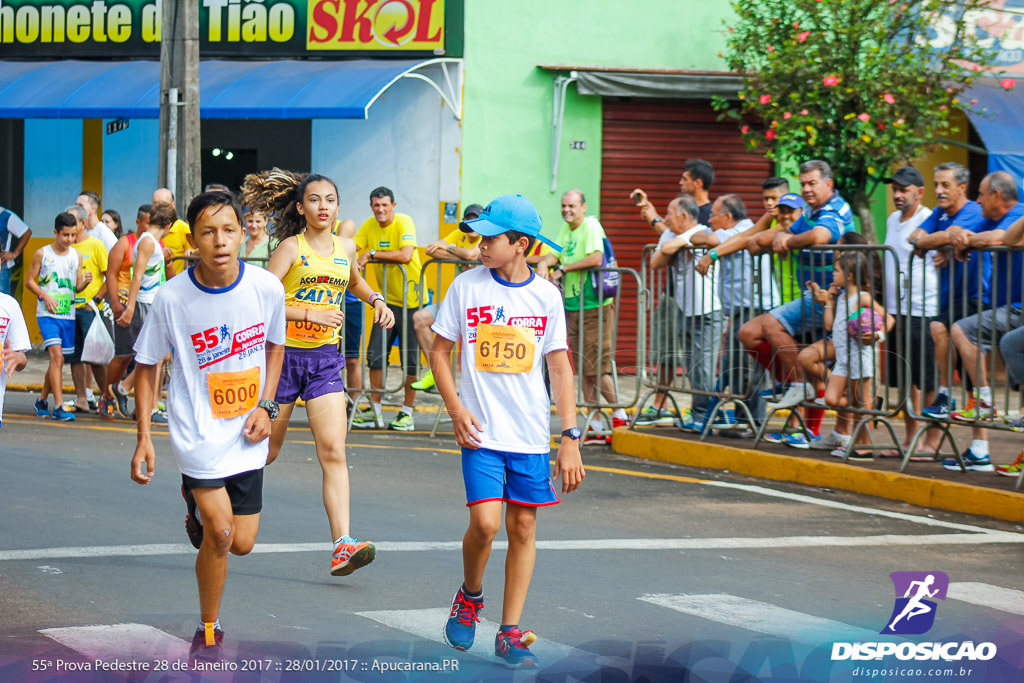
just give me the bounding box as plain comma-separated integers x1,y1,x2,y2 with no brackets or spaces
134,261,286,478
0,292,31,420
432,267,568,454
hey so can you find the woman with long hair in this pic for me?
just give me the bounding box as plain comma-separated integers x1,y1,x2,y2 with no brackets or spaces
243,168,395,577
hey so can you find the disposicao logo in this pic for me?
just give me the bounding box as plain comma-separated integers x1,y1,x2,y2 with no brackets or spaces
831,571,997,663
882,571,948,635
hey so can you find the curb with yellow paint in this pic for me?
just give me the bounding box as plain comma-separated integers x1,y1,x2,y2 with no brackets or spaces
612,428,1024,524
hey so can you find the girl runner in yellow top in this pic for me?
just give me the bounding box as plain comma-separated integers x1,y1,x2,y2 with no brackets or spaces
243,169,395,577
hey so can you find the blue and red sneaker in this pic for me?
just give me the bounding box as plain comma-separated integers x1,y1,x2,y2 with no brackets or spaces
495,626,539,668
443,587,483,651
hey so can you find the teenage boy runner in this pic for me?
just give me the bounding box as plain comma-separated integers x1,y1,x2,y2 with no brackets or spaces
429,195,586,669
1,290,31,431
28,212,86,421
130,191,285,663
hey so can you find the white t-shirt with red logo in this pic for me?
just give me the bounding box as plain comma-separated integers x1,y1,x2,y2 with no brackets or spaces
0,292,31,421
134,262,286,479
432,267,568,454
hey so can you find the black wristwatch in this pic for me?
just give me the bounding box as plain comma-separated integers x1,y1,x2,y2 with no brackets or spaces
650,217,664,227
369,249,377,259
561,427,581,441
257,399,280,420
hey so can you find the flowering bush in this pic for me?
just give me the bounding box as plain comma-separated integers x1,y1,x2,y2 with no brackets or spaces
714,0,994,240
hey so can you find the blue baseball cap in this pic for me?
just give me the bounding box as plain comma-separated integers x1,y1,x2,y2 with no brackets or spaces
777,193,805,210
461,194,562,252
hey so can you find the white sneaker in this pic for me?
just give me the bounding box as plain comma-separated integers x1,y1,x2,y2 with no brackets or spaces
809,432,850,451
769,383,814,410
830,446,847,458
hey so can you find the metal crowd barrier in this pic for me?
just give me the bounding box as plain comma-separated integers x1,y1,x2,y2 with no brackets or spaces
345,260,416,429
564,264,645,439
902,244,1024,484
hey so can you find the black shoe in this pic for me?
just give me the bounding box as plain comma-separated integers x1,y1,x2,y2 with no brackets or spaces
182,487,203,549
111,383,131,418
189,625,224,663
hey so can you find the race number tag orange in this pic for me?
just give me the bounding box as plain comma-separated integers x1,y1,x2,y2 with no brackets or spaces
206,366,260,419
475,324,535,374
287,313,336,344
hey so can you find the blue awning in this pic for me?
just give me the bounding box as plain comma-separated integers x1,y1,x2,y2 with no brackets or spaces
0,58,454,119
964,80,1024,180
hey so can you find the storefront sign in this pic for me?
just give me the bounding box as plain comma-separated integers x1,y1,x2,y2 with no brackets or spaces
0,0,457,57
932,1,1024,75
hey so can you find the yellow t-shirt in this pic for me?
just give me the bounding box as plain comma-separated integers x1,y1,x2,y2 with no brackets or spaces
354,213,422,307
162,219,192,274
72,236,108,307
281,233,351,349
441,229,481,249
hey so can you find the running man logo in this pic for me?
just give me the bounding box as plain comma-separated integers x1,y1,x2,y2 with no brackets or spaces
881,571,949,635
307,0,445,51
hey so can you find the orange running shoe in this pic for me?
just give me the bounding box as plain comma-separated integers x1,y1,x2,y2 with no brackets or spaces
330,536,376,576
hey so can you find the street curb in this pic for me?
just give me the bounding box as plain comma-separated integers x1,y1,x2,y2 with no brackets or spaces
611,428,1024,524
8,384,75,393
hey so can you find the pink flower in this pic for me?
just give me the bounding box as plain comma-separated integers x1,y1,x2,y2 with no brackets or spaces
793,22,800,29
767,45,775,52
741,125,750,134
801,109,809,115
759,94,771,104
877,122,885,130
783,111,792,119
883,93,895,104
858,113,871,122
728,26,734,33
823,75,840,86
1002,78,1016,90
766,129,777,141
797,31,811,42
970,98,978,105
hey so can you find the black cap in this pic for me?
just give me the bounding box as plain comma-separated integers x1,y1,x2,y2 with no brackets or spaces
462,203,485,220
882,166,925,187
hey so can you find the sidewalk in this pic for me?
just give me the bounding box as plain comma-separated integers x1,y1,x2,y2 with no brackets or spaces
612,419,1024,524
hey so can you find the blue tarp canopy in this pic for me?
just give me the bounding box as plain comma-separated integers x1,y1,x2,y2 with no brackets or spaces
0,58,443,119
965,80,1024,180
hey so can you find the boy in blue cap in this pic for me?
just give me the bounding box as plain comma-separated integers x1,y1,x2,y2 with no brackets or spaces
428,194,586,669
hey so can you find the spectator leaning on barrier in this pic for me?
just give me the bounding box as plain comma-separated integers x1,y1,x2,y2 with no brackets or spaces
942,171,1024,473
635,158,715,235
537,190,629,440
411,203,484,393
739,160,855,441
352,186,424,432
0,205,31,296
76,191,117,252
648,194,723,432
692,193,780,436
909,162,985,420
880,166,941,456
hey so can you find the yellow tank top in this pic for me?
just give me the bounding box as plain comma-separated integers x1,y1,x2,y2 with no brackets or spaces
282,232,351,349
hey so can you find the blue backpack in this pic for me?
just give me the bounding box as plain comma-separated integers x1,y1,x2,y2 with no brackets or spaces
590,237,620,300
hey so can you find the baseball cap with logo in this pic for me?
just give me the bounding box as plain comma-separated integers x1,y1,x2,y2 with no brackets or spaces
462,203,485,220
461,194,562,252
777,193,805,210
882,166,925,187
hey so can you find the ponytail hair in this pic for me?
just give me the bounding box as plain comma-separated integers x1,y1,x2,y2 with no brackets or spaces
241,168,339,242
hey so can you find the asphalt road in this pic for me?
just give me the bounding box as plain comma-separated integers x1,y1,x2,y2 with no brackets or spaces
1,391,1023,683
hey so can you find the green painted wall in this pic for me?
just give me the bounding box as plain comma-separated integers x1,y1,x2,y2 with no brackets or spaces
460,0,734,241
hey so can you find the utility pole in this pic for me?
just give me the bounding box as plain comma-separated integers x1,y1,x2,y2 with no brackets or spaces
158,0,201,205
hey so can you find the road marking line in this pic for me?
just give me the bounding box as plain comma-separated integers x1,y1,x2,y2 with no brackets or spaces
3,532,1022,562
355,607,600,672
948,582,1024,616
2,414,1013,535
39,623,189,662
640,593,879,646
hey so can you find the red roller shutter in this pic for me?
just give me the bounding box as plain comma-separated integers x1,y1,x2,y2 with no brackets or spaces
599,99,773,369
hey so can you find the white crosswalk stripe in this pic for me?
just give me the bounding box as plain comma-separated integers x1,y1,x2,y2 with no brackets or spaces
639,593,881,646
948,582,1024,616
39,623,190,663
355,607,603,673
